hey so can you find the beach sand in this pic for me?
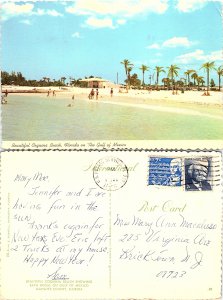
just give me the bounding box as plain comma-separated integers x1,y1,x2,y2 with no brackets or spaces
2,85,223,117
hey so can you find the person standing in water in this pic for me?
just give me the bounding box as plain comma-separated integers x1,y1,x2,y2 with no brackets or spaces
96,89,99,100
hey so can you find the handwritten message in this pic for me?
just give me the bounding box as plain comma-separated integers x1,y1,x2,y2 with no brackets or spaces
9,170,218,283
10,171,109,280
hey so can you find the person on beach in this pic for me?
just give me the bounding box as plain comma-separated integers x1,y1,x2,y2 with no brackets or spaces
110,88,113,97
175,87,178,95
90,89,95,99
53,90,56,97
96,89,99,100
72,95,75,100
5,89,8,97
47,90,50,97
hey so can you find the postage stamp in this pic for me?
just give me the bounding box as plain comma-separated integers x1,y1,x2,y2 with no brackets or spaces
148,157,182,187
184,157,212,191
148,156,215,191
93,156,128,191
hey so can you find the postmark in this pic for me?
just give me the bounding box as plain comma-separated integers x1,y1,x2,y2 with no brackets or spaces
93,157,128,191
148,157,182,187
184,157,212,191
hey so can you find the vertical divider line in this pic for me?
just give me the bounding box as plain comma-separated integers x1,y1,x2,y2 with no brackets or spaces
109,191,112,288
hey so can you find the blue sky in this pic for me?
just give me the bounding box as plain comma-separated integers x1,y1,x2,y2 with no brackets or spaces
1,0,222,84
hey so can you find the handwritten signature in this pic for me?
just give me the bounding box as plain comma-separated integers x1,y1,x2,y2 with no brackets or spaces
47,267,69,280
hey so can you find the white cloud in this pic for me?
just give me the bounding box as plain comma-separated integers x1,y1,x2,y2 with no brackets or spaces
208,50,222,61
46,10,63,17
147,37,196,50
176,0,220,13
85,16,115,29
176,49,205,63
175,49,222,64
117,19,126,25
2,2,34,20
162,37,194,47
66,0,169,29
72,31,82,38
20,19,31,25
34,9,63,17
147,43,161,49
2,2,63,21
36,8,45,16
66,0,169,17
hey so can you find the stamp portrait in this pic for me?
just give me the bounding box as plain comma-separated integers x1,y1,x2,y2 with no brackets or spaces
148,157,182,187
184,157,212,191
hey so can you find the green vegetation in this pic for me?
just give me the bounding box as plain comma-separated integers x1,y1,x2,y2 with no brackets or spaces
200,61,215,92
2,61,222,92
216,66,223,91
139,64,149,86
1,71,92,88
119,60,222,91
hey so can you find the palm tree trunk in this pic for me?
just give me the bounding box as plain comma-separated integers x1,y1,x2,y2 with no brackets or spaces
207,70,209,92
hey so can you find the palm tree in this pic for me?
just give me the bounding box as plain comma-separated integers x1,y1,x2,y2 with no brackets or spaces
162,77,171,90
168,64,180,91
121,59,133,91
61,77,66,85
191,71,198,87
139,64,149,86
196,76,204,90
127,66,133,89
155,66,165,89
200,61,215,93
216,66,223,91
184,69,195,89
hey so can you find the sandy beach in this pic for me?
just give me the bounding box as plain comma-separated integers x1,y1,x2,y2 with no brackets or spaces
3,85,223,104
2,85,222,119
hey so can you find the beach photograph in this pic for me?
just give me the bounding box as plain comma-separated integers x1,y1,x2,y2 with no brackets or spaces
1,0,223,141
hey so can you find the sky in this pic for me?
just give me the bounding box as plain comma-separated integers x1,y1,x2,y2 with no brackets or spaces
1,0,223,84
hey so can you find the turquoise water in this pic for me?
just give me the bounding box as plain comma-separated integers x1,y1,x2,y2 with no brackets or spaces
2,94,223,140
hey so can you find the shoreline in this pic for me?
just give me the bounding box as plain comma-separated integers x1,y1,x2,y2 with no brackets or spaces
2,86,223,116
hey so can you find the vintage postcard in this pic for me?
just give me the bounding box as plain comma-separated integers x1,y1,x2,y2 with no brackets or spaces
1,0,223,150
0,150,222,299
1,1,223,299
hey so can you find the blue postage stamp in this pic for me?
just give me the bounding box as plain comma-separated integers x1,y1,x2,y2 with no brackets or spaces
148,157,182,186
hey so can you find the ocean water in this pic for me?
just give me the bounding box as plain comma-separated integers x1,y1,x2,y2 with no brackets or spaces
2,94,223,140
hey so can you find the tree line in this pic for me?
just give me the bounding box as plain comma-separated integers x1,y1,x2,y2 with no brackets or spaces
1,71,97,88
120,60,223,91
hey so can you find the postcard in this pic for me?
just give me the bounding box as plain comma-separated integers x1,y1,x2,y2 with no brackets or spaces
0,150,222,299
1,0,223,150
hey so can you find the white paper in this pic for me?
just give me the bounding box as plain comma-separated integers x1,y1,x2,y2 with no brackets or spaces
1,150,222,300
